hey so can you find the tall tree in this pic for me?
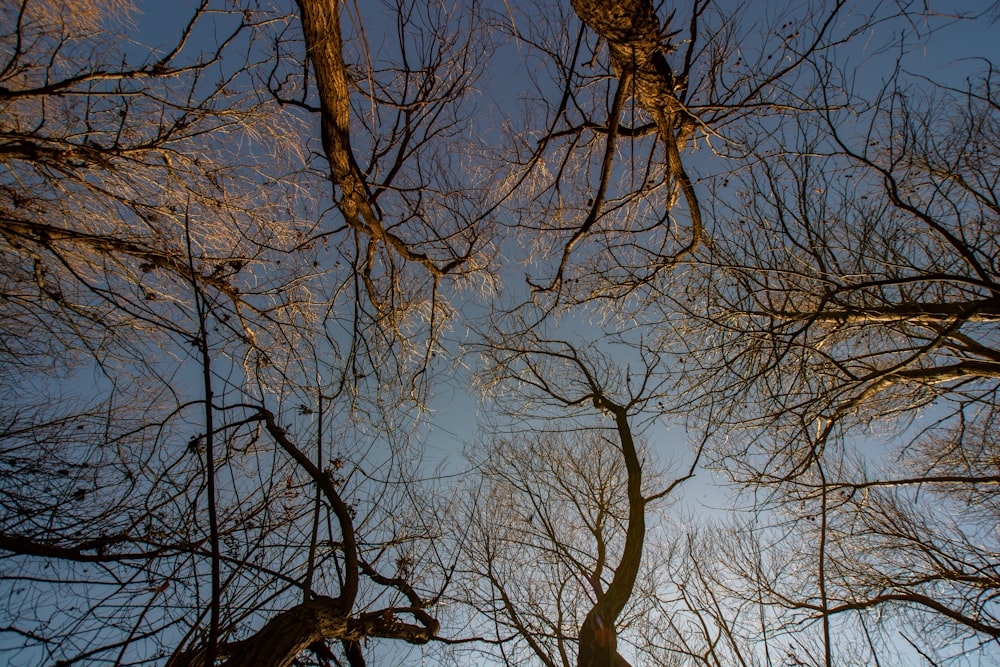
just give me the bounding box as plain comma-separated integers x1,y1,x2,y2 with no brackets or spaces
3,0,996,665
662,46,1000,665
0,1,482,664
463,335,699,667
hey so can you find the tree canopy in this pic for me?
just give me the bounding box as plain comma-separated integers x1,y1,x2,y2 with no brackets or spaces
1,1,998,666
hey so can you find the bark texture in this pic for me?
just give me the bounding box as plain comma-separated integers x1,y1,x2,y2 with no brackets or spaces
570,0,694,144
168,596,437,667
570,0,702,268
295,0,459,276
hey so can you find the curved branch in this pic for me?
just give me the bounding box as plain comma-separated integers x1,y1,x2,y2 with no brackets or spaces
296,0,464,278
538,71,633,293
255,407,359,609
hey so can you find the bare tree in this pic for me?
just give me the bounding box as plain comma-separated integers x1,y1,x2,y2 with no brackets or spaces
471,2,1000,664
487,0,862,315
660,49,1000,664
0,1,477,664
461,335,701,667
3,0,996,665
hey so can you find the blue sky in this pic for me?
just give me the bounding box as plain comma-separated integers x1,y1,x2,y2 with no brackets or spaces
4,0,999,664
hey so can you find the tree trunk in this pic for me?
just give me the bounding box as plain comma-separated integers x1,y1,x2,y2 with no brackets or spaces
167,597,350,667
569,0,692,138
219,597,350,667
577,608,632,667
